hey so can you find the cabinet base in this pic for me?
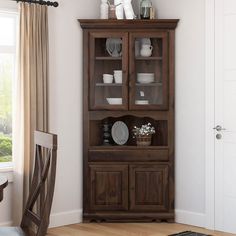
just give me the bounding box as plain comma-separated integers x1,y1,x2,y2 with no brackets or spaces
83,212,175,223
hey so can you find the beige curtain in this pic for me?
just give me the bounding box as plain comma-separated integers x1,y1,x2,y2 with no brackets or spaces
13,2,49,224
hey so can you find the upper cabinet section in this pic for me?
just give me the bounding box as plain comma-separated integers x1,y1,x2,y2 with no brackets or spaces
79,19,179,111
89,32,128,110
129,32,168,110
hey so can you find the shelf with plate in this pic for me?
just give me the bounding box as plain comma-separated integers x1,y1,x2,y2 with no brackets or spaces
89,115,168,147
79,19,178,222
95,56,122,60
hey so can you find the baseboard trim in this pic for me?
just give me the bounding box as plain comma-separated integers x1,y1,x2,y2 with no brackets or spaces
175,209,206,228
0,221,13,227
49,209,205,228
49,209,82,228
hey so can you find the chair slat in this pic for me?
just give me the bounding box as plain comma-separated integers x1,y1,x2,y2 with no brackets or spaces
34,131,57,149
25,209,41,226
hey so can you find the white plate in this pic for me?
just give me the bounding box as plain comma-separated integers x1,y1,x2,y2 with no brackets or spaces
111,121,129,145
106,38,122,57
140,38,151,46
135,100,149,105
106,98,122,105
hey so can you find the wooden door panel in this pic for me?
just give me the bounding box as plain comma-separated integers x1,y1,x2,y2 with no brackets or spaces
89,165,128,211
130,164,169,211
129,32,169,111
89,32,129,111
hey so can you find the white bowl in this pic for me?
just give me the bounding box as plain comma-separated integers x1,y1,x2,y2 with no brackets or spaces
103,77,113,83
106,98,122,105
137,73,155,84
135,100,149,105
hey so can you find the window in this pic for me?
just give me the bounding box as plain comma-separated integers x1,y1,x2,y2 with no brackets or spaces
0,11,18,166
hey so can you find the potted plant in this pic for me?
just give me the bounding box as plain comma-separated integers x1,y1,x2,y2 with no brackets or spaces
132,123,155,146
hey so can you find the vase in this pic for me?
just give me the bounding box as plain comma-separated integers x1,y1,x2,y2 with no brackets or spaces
140,0,152,19
136,135,152,146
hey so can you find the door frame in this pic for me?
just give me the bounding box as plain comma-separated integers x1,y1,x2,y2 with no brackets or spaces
205,0,216,230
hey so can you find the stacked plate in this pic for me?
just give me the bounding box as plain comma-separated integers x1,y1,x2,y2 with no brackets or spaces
137,73,155,84
106,98,122,105
135,100,149,105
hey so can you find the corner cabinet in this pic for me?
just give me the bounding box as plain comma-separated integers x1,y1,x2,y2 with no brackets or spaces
79,19,179,222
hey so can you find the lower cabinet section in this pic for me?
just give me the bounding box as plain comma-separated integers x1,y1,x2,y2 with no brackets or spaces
129,164,169,211
87,163,171,221
89,165,128,211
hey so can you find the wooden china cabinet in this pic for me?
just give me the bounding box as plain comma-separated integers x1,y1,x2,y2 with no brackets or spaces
79,19,179,222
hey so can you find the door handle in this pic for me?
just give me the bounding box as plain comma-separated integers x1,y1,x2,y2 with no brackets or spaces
213,125,226,132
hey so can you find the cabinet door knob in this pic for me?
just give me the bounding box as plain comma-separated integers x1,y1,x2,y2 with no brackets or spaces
213,125,226,132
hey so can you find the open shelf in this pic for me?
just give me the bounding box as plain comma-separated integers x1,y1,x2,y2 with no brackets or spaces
95,56,122,60
96,83,123,87
90,115,168,147
135,56,163,60
135,82,162,87
89,145,168,150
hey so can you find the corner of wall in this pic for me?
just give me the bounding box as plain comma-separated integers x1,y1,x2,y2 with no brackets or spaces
175,209,206,228
49,209,83,228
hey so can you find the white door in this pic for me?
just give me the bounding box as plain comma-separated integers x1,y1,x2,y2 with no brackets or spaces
215,0,236,233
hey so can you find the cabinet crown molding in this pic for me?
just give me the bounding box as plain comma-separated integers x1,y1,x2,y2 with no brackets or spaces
78,19,179,30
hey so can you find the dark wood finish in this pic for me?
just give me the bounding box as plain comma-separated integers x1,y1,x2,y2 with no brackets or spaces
89,165,128,211
89,32,128,110
0,175,8,202
79,19,178,222
89,148,169,162
79,19,179,30
129,164,169,211
83,212,174,223
129,32,169,110
90,116,168,146
0,131,58,236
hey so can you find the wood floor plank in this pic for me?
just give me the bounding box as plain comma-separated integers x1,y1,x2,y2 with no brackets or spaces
47,223,236,236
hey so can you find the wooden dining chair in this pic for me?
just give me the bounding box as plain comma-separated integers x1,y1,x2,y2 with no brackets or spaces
0,131,58,236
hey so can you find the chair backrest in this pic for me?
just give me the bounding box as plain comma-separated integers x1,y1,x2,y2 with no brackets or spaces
21,131,57,236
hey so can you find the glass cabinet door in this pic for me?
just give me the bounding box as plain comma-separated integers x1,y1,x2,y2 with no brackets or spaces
89,32,128,110
129,32,168,110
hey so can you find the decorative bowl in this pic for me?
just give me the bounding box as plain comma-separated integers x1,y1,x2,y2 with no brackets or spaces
103,74,113,84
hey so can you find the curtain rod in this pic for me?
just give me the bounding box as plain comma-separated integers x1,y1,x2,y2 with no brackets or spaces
13,0,59,7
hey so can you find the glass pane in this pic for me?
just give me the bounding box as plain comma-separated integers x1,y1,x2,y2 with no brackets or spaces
0,16,15,46
0,53,13,163
134,37,164,106
93,37,125,108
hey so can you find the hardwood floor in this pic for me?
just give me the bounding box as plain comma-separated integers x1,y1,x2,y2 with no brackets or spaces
47,223,236,236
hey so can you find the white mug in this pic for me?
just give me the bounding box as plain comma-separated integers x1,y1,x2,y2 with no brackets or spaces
114,71,122,84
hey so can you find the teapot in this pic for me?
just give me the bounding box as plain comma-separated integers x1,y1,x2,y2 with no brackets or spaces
140,44,153,57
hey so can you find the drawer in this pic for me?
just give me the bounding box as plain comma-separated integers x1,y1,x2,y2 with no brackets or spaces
88,148,169,162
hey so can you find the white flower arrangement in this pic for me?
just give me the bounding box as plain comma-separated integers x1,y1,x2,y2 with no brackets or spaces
133,123,156,137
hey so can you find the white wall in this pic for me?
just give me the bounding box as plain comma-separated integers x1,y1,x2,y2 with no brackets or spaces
48,0,100,227
153,0,206,226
